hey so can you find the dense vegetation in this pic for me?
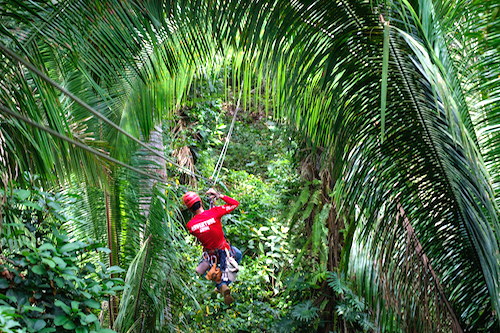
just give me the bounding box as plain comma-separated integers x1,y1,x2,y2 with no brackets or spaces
1,0,500,332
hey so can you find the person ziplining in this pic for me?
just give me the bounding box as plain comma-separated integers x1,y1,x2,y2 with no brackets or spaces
183,188,242,305
182,83,244,305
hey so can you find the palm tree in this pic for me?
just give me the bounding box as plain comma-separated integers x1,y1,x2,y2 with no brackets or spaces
1,0,500,332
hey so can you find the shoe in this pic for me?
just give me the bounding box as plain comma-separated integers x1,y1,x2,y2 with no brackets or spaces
220,284,234,305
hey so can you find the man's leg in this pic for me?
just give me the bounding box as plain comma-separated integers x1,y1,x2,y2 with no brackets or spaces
216,282,234,305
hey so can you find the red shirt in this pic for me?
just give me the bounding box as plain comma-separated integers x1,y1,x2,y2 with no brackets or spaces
186,195,239,250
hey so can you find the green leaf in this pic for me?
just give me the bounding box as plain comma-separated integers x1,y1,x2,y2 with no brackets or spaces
32,264,46,275
42,258,56,269
54,315,69,326
380,21,390,143
26,306,44,313
258,242,264,254
63,320,76,330
71,300,80,312
55,300,71,315
20,201,42,210
89,284,102,293
327,271,348,295
33,319,46,331
76,327,89,333
39,243,56,252
291,300,319,322
14,189,31,200
54,277,65,288
84,313,98,324
96,247,112,254
0,278,10,288
84,299,101,309
47,201,62,211
60,242,85,253
107,266,125,274
52,257,67,269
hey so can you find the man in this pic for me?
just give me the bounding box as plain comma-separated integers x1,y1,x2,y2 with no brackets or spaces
183,188,242,305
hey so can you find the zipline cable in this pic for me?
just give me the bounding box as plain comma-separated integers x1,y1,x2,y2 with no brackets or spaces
211,83,243,185
0,105,191,190
0,43,209,183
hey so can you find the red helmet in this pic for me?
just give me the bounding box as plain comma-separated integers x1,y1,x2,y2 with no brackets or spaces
183,191,201,208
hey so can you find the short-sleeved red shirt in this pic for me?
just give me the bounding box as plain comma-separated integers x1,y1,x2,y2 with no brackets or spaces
186,195,239,251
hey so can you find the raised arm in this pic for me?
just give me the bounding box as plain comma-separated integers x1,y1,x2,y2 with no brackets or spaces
206,188,239,216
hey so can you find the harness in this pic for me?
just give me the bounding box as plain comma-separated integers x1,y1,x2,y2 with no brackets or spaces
203,245,236,283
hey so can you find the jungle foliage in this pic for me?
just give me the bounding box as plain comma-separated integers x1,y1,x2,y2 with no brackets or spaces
1,0,500,332
0,174,123,333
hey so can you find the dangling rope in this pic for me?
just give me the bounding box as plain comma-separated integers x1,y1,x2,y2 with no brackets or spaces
211,84,243,185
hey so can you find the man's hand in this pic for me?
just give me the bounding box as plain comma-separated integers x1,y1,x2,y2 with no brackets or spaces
206,188,221,200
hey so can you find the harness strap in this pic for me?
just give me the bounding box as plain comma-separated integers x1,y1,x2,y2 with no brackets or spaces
202,247,233,282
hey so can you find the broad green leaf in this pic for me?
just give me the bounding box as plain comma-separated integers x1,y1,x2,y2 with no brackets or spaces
14,189,30,200
71,300,80,312
32,264,46,275
76,327,89,333
52,257,67,269
107,266,125,274
80,291,91,299
38,243,56,252
327,271,348,295
63,320,76,330
33,319,46,331
84,299,101,309
258,242,264,254
0,278,10,288
84,313,98,324
20,201,42,210
110,285,125,292
54,277,65,287
60,242,85,253
47,201,62,211
84,263,96,273
89,284,102,293
96,247,112,254
42,258,56,269
54,300,71,315
54,315,69,326
25,306,43,313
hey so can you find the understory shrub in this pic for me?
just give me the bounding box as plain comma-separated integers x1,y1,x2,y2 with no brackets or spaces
0,178,124,333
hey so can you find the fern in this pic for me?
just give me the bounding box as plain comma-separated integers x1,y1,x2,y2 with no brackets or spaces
359,314,377,331
327,271,348,295
291,300,319,322
329,271,375,331
301,188,320,222
286,185,310,223
311,203,331,254
347,290,365,312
